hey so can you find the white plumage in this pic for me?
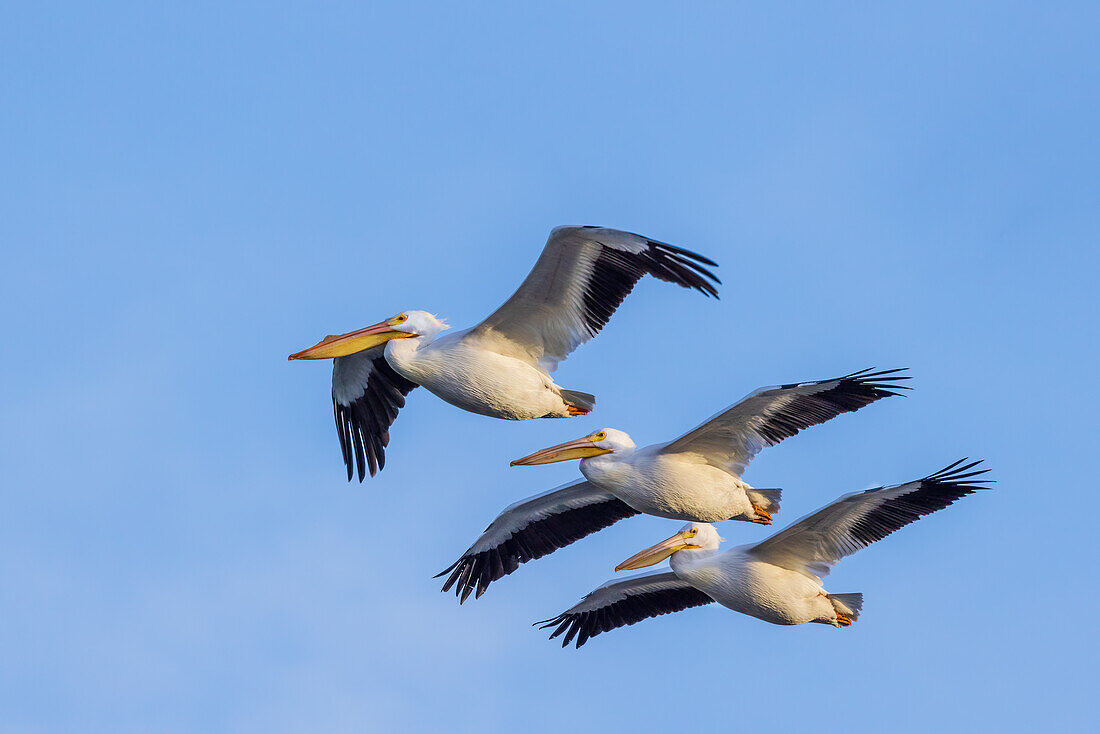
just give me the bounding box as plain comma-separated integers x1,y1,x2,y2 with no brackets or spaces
290,226,720,479
539,460,990,647
440,369,907,602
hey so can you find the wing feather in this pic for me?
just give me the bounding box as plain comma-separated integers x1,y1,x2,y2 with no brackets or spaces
437,481,639,602
536,571,713,648
661,368,909,474
749,459,991,577
331,349,418,481
467,226,719,370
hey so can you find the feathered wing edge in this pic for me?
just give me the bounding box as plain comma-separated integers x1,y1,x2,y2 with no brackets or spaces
750,367,912,446
577,231,720,342
749,458,993,576
535,572,714,649
436,483,639,602
467,227,720,369
332,354,418,481
662,368,911,468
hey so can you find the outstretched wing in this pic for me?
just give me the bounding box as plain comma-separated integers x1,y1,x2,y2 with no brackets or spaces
661,368,909,475
536,571,714,649
331,349,418,481
437,481,639,602
749,459,991,578
465,226,720,370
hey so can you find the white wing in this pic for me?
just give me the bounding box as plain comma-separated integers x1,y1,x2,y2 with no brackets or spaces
331,348,418,481
537,570,714,648
437,480,639,602
749,460,990,578
661,369,909,475
465,226,719,370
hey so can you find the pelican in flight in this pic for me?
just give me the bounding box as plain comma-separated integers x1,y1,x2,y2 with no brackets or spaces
438,368,908,602
288,226,719,480
538,459,990,647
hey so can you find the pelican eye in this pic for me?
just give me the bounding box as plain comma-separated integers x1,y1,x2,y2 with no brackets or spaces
686,528,699,537
593,431,607,441
391,314,408,324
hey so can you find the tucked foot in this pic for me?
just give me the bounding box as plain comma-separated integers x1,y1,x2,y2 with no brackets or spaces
751,504,773,524
566,405,591,416
835,611,852,627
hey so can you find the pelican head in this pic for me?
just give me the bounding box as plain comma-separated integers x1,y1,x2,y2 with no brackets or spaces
509,428,635,466
289,310,449,360
615,522,724,571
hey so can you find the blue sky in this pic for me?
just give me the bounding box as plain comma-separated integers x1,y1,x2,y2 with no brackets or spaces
2,3,1097,732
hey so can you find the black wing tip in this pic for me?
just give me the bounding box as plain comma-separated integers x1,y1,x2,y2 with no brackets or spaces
331,356,417,482
536,586,713,649
838,460,992,552
535,614,565,629
845,366,909,378
756,367,912,447
829,367,913,402
644,236,721,268
334,399,382,482
843,367,913,393
437,550,508,603
778,367,912,394
922,458,994,489
642,238,721,296
439,499,640,604
434,559,461,580
579,234,719,336
532,610,588,648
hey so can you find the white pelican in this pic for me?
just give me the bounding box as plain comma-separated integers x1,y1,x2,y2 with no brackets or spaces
538,459,990,647
288,226,719,480
439,368,908,601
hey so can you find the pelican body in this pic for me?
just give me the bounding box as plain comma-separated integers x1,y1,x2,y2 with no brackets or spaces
439,369,908,602
574,439,769,523
666,531,853,626
289,226,720,480
540,460,990,647
383,324,584,421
